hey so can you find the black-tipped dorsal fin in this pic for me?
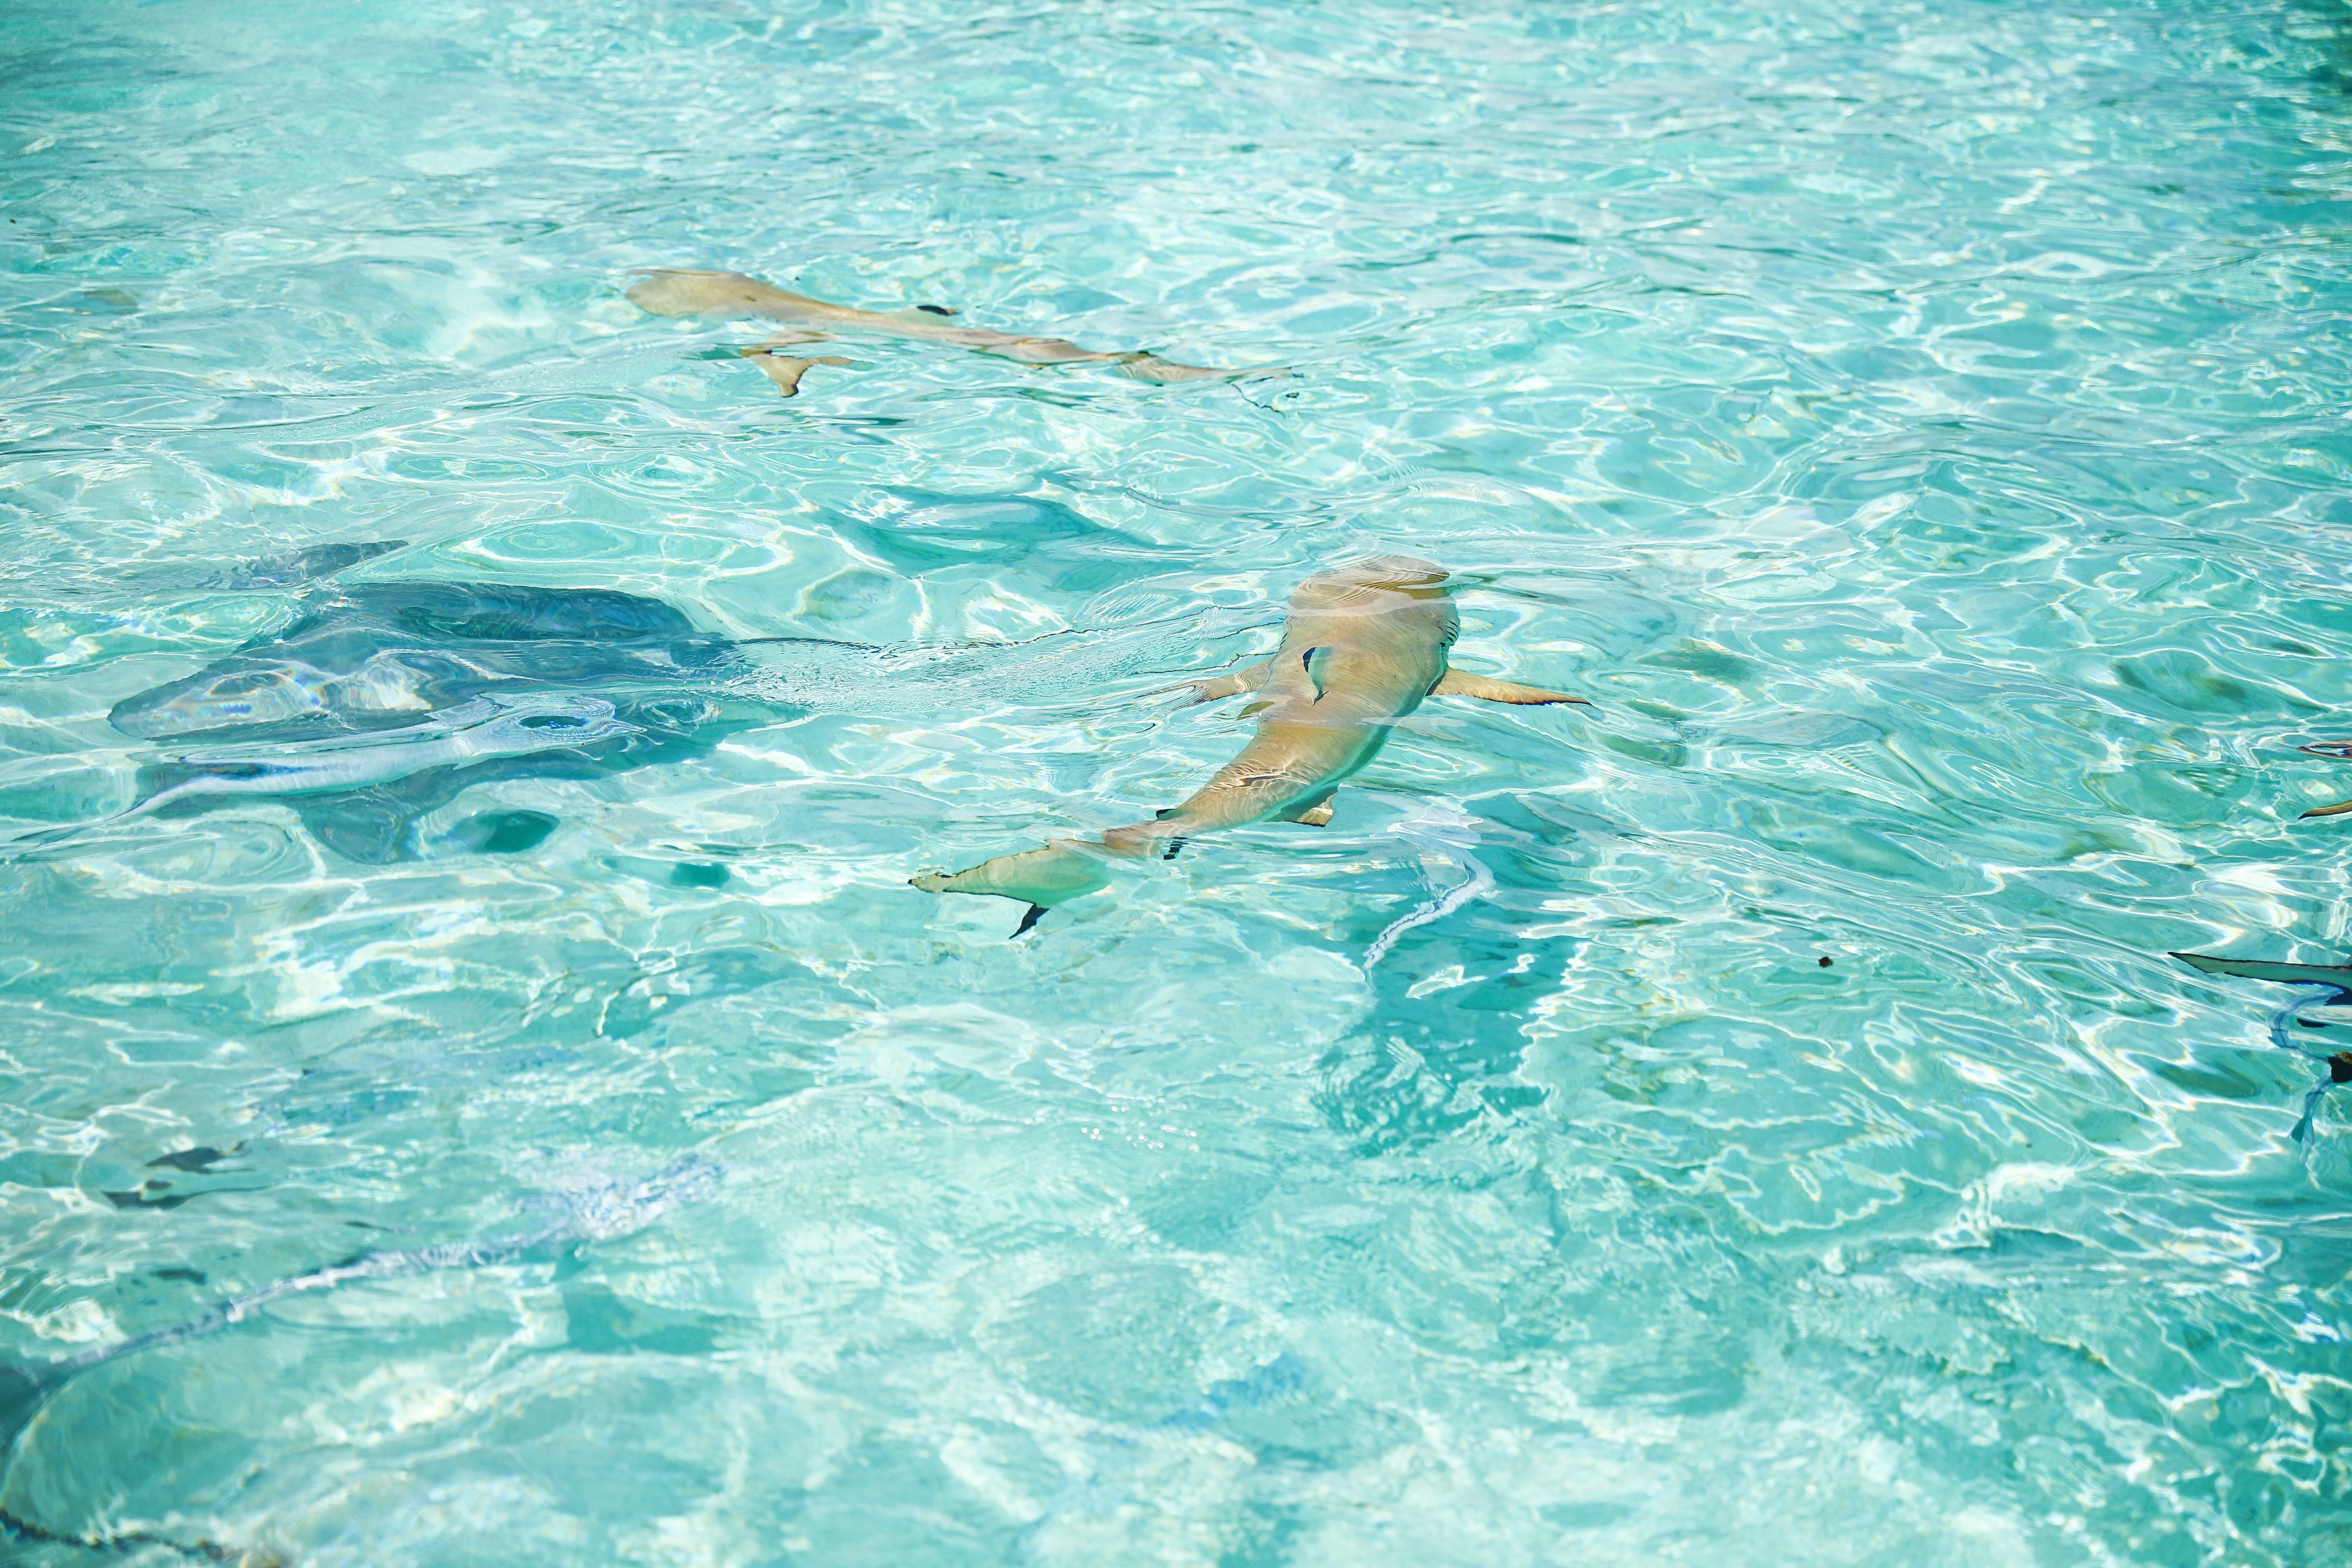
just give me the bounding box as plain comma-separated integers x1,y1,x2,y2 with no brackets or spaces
1301,646,1335,703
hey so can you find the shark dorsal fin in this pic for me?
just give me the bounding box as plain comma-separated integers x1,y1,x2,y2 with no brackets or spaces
1301,645,1336,703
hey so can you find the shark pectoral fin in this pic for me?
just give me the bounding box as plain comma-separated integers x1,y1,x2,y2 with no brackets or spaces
1430,668,1590,707
2303,799,2352,820
740,350,855,399
742,352,813,398
911,842,1113,913
1157,659,1274,706
1276,789,1337,826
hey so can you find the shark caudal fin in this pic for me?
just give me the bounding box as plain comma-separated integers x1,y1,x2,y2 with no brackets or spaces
911,842,1114,936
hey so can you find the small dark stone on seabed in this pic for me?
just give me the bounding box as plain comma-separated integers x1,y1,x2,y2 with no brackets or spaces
1818,956,1833,967
2330,1053,2352,1085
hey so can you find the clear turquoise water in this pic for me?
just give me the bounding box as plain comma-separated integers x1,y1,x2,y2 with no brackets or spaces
4,0,2352,1562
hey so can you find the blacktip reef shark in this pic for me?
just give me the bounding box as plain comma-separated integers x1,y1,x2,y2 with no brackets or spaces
0,1156,719,1566
913,556,1588,936
626,267,1240,398
2171,950,2352,1144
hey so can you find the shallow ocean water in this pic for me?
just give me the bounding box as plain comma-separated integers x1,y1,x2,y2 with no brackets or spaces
4,0,2352,1562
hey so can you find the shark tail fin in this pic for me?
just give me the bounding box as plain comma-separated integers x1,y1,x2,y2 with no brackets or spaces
911,843,1113,912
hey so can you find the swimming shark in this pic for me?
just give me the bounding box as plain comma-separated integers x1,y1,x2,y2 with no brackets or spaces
0,1157,720,1564
626,267,1237,396
911,557,1588,934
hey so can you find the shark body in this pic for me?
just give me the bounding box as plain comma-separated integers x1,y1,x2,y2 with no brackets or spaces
626,267,1237,395
913,557,1586,932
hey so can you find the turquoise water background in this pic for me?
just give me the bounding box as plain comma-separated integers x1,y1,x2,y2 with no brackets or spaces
6,0,2352,1562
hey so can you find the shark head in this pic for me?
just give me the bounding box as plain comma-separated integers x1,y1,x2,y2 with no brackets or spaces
1289,556,1450,611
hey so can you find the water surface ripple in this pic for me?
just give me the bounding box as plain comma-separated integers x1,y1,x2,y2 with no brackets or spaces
4,1,2352,1562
